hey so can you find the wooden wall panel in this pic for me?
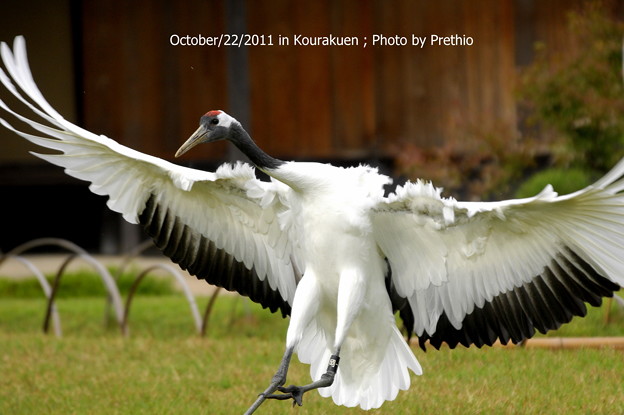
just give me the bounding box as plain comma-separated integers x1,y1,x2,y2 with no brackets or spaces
460,0,516,136
294,0,334,158
330,0,376,157
372,0,413,148
80,0,228,162
247,0,377,160
372,0,517,151
247,0,344,159
246,0,298,157
78,0,591,164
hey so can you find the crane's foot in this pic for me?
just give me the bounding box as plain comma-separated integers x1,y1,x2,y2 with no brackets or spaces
243,347,294,415
266,354,340,407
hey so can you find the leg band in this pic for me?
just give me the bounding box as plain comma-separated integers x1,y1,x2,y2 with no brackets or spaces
326,355,340,375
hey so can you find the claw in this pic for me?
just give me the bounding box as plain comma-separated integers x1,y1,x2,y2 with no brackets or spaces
244,347,295,415
276,385,304,406
264,391,292,401
244,351,339,414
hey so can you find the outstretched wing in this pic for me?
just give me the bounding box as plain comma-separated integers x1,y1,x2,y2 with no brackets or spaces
373,170,624,350
0,36,299,316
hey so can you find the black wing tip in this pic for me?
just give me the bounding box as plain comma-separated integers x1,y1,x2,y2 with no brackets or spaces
139,194,292,318
414,248,620,351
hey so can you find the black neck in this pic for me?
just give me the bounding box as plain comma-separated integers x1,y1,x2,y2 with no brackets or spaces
230,123,284,171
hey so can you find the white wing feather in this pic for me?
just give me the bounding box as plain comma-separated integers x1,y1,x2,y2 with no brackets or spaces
374,168,624,338
0,36,299,306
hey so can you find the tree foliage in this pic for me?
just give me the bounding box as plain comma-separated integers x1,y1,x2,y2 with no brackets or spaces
519,1,624,173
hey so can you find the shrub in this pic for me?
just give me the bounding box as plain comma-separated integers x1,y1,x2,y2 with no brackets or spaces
518,1,624,173
514,167,595,199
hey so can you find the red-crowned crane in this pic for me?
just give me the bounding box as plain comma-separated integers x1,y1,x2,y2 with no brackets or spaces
1,36,623,413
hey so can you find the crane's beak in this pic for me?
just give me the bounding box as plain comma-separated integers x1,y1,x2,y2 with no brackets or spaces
175,125,208,157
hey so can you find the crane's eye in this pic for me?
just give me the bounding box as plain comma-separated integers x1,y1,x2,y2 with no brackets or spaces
211,118,219,125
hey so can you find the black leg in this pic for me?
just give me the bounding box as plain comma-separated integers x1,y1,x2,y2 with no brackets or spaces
243,347,294,415
267,352,340,407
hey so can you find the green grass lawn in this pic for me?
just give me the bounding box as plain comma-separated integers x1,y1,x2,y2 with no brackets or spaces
0,289,623,414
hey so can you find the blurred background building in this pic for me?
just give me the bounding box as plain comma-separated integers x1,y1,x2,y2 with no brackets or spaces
0,0,622,253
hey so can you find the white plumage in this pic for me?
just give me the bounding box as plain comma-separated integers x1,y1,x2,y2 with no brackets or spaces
1,36,623,412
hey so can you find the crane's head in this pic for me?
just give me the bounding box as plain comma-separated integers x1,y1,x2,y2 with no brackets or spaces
175,110,239,157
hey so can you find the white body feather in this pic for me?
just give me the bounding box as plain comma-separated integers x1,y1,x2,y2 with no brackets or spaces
270,163,422,409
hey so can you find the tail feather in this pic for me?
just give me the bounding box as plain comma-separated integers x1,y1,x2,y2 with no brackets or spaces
298,322,421,410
